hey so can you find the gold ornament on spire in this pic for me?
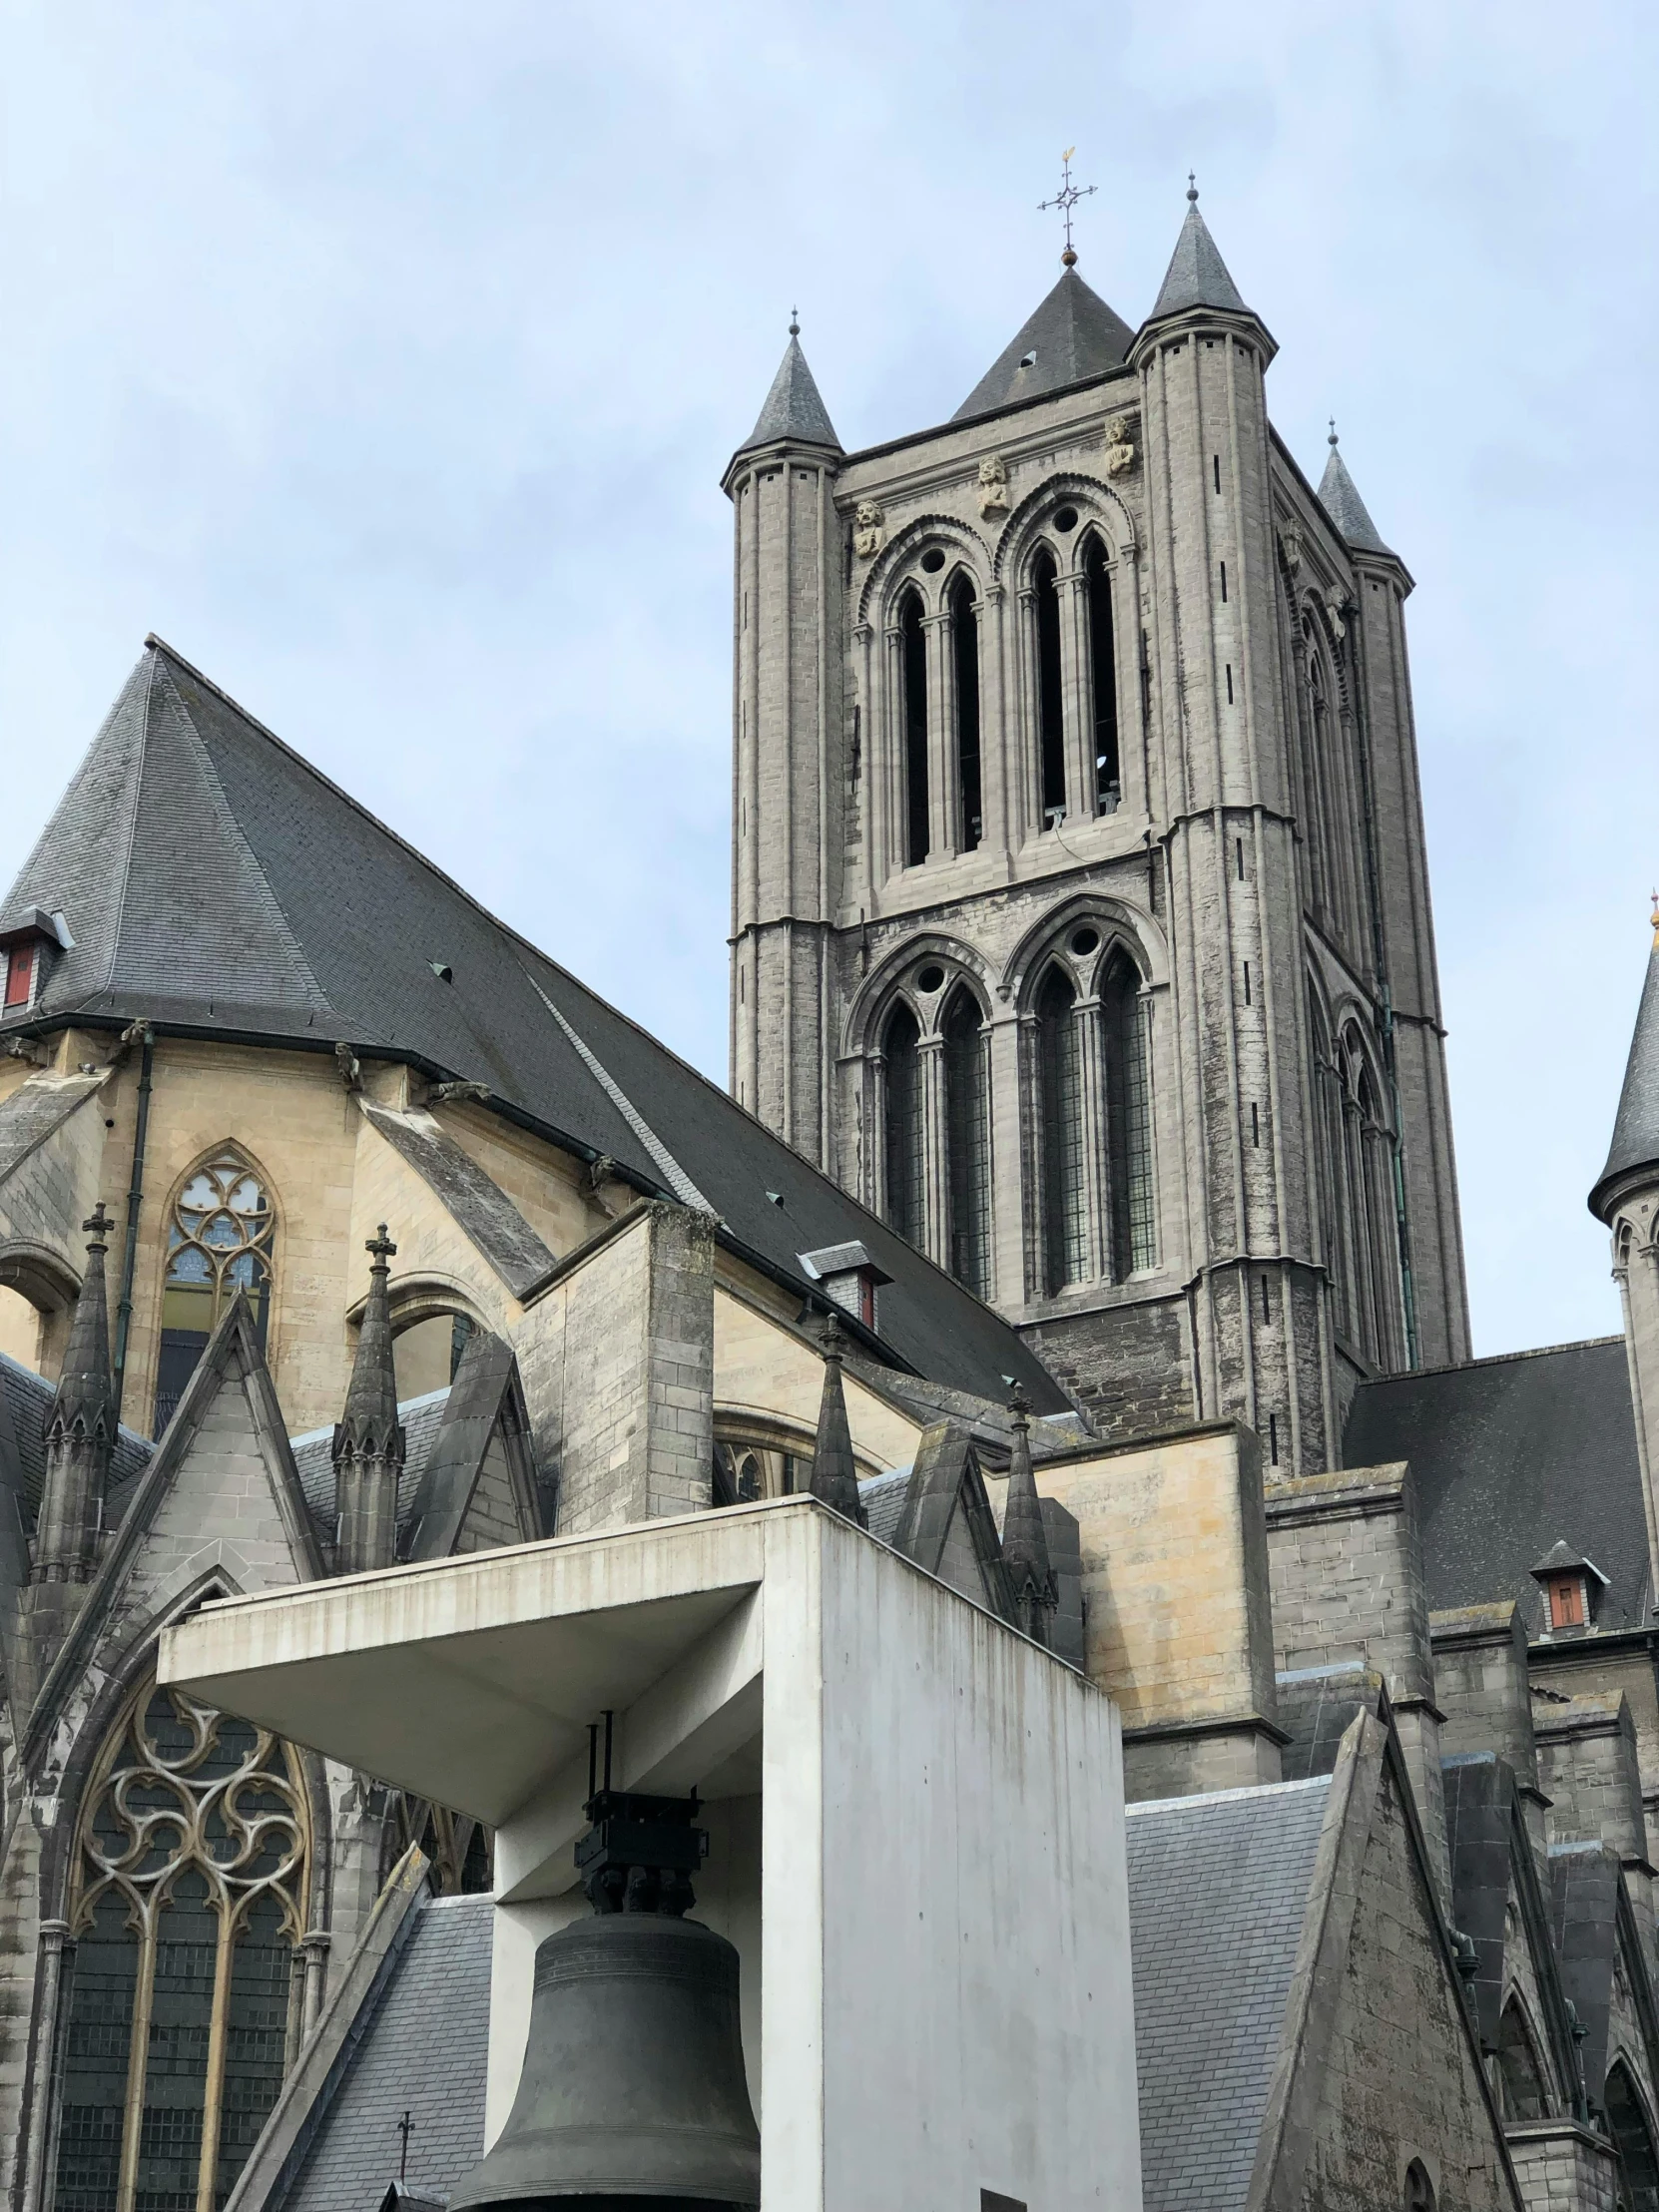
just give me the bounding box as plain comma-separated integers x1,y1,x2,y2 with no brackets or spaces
1039,147,1097,268
1650,889,1658,946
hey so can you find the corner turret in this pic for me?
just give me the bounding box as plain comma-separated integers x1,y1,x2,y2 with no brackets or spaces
1595,902,1659,1599
332,1226,405,1574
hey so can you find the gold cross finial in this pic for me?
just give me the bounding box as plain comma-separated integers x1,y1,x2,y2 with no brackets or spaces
1650,889,1658,946
1039,147,1097,268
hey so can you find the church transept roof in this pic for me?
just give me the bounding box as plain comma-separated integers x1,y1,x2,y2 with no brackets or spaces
0,639,1062,1411
952,266,1136,421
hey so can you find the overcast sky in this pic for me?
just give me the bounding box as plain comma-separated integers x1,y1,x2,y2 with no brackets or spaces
2,2,1652,1360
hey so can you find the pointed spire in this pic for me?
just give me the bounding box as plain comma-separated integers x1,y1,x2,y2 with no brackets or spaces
1317,422,1394,556
736,317,841,456
809,1313,867,1528
333,1226,406,1573
1147,177,1248,321
49,1206,115,1446
33,1206,117,1588
953,269,1135,421
999,1385,1055,1646
1591,900,1659,1219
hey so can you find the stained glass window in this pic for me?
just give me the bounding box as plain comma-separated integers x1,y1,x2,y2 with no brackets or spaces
1102,954,1155,1278
943,989,990,1299
56,1681,308,2212
1036,970,1087,1294
883,1006,925,1248
155,1156,275,1436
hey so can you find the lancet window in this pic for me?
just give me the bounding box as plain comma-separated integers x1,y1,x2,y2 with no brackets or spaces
1495,2000,1547,2121
1032,551,1066,827
943,988,991,1299
1083,535,1120,815
55,1678,309,2212
950,576,983,851
155,1154,275,1437
1036,970,1088,1293
1102,952,1156,1278
1606,2060,1659,2212
882,1005,925,1246
899,591,929,866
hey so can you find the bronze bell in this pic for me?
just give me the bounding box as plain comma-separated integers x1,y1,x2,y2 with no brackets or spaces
448,1762,760,2212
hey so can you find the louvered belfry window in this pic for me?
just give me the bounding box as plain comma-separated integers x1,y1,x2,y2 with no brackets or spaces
1102,953,1156,1279
943,988,991,1299
883,1005,926,1247
55,1680,309,2212
1036,969,1087,1293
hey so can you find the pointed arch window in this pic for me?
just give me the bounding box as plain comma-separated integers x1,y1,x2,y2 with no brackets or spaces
55,1678,309,2212
1606,2060,1659,2212
1496,1999,1547,2121
155,1155,275,1437
1083,535,1120,815
950,576,982,851
882,1005,925,1247
900,591,930,866
1032,550,1066,828
1036,970,1087,1294
942,988,990,1299
1101,952,1156,1278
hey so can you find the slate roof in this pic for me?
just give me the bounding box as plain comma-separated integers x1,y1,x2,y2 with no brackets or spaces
283,1896,492,2212
1593,930,1659,1215
735,332,841,455
289,1387,451,1538
1344,1339,1649,1633
1126,1776,1330,2212
1317,439,1393,557
1148,193,1248,321
0,1351,153,1530
953,268,1136,421
0,640,1063,1412
858,1464,911,1547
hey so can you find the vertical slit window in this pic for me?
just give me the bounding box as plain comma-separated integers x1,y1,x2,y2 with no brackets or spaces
1102,954,1156,1279
1037,970,1087,1293
1033,551,1066,826
882,1006,925,1247
951,577,982,850
900,592,929,865
943,990,990,1299
1084,537,1120,814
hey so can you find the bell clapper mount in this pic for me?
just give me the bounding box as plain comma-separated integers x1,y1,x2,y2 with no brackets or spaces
576,1708,709,1918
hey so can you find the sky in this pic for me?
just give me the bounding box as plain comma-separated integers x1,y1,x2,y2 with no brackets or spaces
2,1,1653,1360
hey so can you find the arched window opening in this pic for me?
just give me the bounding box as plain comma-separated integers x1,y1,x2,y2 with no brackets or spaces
155,1154,276,1437
883,1005,925,1248
392,1310,475,1402
56,1679,309,2212
1310,994,1352,1343
1036,970,1087,1294
1102,952,1156,1279
951,576,982,851
1084,537,1120,815
942,989,990,1300
1607,2061,1659,2212
1403,2159,1436,2212
1032,551,1066,828
1496,2000,1547,2121
900,591,930,866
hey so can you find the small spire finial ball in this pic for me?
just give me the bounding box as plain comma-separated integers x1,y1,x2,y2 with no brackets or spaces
1061,247,1077,267
789,305,800,337
1329,418,1340,447
1187,171,1198,203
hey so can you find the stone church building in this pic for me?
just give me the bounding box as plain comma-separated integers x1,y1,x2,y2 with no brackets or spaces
1,186,1658,2212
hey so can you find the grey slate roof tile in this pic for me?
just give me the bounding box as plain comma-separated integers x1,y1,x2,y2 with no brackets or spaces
1126,1776,1330,2212
953,269,1135,421
736,333,841,454
285,1896,492,2212
1344,1338,1648,1631
1148,195,1248,321
289,1387,450,1540
0,1350,153,1529
1317,440,1393,556
857,1464,912,1548
1,640,1063,1414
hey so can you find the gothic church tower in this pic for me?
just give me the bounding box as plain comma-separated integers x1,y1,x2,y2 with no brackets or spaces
726,188,1470,1468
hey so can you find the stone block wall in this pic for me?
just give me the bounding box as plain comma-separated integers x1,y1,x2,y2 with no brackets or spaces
1433,1601,1546,1860
1503,2121,1621,2212
1536,1692,1653,1955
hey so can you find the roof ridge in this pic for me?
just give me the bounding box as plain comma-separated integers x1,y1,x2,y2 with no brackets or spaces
522,972,713,1212
1126,1773,1331,1816
152,656,332,1013
1355,1335,1627,1387
97,649,156,1000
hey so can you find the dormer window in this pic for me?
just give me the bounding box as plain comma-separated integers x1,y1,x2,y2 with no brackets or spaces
1530,1539,1610,1636
0,907,69,1015
799,1240,893,1332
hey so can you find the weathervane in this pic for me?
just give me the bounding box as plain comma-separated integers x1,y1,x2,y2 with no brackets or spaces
1039,147,1096,268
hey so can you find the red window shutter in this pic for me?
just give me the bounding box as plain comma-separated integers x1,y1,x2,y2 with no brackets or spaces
1550,1576,1582,1628
3,946,32,1008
